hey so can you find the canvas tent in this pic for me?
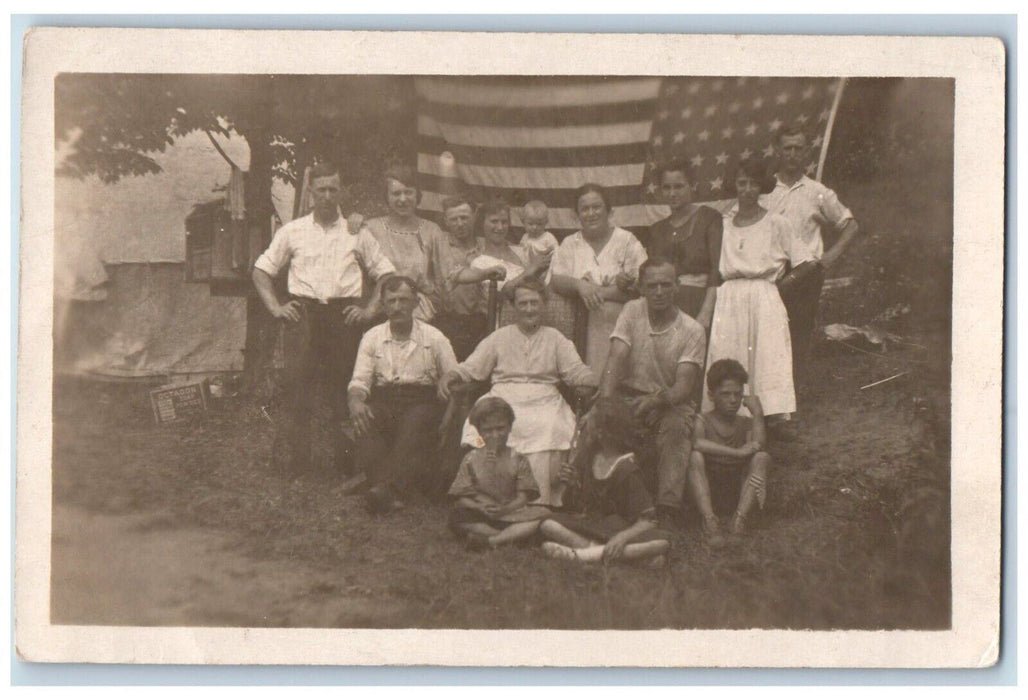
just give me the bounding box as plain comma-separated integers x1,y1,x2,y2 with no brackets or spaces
54,130,294,378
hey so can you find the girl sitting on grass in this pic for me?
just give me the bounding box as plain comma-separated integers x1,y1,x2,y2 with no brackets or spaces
447,397,551,551
539,398,672,567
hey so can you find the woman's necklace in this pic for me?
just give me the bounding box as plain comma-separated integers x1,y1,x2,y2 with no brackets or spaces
382,216,424,265
384,216,422,237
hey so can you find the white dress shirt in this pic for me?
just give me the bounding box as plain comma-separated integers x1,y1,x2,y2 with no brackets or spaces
762,175,855,261
348,319,458,397
253,210,396,301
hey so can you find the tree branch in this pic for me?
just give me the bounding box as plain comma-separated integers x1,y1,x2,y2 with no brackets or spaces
204,128,241,171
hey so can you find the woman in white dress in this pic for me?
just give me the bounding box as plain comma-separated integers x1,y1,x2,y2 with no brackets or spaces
704,158,818,440
550,183,648,375
439,278,597,507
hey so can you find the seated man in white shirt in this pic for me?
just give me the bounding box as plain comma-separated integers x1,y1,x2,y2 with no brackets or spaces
348,276,459,514
252,161,396,475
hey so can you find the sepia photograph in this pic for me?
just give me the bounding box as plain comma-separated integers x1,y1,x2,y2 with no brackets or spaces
16,30,1003,666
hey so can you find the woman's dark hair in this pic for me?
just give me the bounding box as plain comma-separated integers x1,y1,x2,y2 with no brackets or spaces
573,182,611,214
469,396,516,431
309,160,341,181
511,276,548,303
706,358,749,391
475,197,511,237
381,274,419,297
383,164,421,204
727,157,777,196
638,255,677,285
653,158,696,186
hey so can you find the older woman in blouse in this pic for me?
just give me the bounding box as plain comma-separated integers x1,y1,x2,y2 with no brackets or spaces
439,277,597,507
365,164,446,321
549,183,648,375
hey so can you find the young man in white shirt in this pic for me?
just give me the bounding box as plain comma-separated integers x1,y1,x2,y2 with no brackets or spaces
252,161,395,475
766,125,860,381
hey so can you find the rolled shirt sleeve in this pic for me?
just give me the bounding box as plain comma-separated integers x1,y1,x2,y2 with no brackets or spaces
347,330,378,397
609,303,636,348
253,228,292,278
355,228,397,281
434,332,459,379
818,188,855,233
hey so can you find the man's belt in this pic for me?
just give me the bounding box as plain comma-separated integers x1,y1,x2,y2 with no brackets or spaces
291,295,363,307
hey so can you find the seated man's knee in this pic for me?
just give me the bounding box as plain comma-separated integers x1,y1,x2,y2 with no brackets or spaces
657,411,693,446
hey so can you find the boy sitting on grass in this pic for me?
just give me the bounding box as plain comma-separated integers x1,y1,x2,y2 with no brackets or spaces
448,397,551,551
688,359,770,543
539,398,672,567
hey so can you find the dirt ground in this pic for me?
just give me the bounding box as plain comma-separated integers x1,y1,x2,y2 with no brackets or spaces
50,320,951,630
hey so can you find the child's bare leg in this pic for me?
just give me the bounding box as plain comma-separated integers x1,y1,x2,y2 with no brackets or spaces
540,519,596,548
489,520,540,546
458,523,501,538
621,539,670,561
687,451,716,519
731,451,770,533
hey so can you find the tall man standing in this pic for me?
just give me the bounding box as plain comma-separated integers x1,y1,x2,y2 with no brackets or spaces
767,125,860,379
252,161,396,474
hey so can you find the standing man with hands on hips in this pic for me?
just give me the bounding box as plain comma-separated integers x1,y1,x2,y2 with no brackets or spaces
252,161,396,475
766,125,860,382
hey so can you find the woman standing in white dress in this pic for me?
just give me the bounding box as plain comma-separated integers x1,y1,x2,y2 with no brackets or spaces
550,183,648,375
705,158,817,440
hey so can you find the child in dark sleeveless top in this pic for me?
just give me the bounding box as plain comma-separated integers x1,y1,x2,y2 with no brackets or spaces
688,359,771,544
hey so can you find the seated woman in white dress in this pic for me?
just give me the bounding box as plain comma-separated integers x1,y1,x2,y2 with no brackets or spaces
704,158,820,442
549,183,648,376
438,278,597,507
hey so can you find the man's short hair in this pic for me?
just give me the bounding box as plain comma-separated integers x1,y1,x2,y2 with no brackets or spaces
309,161,340,181
441,195,474,213
777,124,808,144
469,396,516,430
638,255,677,284
706,358,749,391
381,275,419,297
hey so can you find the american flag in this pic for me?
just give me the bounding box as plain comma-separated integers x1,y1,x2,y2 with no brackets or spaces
415,76,845,237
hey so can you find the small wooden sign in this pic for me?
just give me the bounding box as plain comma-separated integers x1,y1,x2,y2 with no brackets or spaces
149,381,209,425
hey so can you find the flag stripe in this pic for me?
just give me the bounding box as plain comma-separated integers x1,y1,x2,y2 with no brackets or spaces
418,114,652,149
417,154,644,190
417,135,649,168
417,174,645,210
422,98,660,128
415,77,662,108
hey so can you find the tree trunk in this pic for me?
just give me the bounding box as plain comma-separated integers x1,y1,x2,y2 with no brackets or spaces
239,126,279,400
